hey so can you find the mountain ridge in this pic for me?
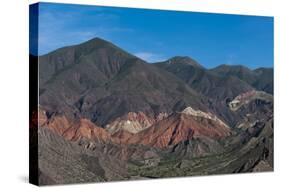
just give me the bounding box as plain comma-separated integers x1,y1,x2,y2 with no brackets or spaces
39,38,209,128
38,37,273,128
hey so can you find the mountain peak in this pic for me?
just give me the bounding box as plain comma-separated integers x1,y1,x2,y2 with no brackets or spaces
212,64,252,72
167,56,203,68
78,37,116,49
85,37,107,43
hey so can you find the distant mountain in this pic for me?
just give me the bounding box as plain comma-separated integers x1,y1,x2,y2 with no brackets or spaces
253,68,273,94
162,56,204,68
210,64,273,94
155,57,257,126
155,57,254,101
209,64,256,83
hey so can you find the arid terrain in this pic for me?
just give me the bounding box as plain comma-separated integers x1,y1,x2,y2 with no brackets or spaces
30,37,273,185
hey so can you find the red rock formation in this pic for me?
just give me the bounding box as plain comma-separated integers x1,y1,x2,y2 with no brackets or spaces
41,114,111,143
127,113,231,148
44,115,72,136
39,109,231,149
111,130,134,144
63,119,111,143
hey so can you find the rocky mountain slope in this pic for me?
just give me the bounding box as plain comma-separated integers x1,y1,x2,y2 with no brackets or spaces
39,38,208,128
32,37,273,185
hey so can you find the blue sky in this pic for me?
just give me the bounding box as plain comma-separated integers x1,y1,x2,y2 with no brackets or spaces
34,2,273,69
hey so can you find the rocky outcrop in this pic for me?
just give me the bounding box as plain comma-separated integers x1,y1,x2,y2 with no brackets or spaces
42,115,72,136
105,112,154,134
105,112,168,134
111,130,134,144
127,111,231,148
63,119,111,142
181,107,229,128
229,90,273,111
41,114,111,143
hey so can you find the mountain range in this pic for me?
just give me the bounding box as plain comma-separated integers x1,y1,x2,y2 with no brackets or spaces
32,37,273,185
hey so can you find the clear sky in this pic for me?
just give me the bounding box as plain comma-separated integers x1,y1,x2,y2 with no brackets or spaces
33,2,273,69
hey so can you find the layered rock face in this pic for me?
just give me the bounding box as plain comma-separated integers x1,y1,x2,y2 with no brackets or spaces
181,107,229,128
38,106,231,149
105,112,155,134
105,112,169,134
39,111,110,143
126,110,231,148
